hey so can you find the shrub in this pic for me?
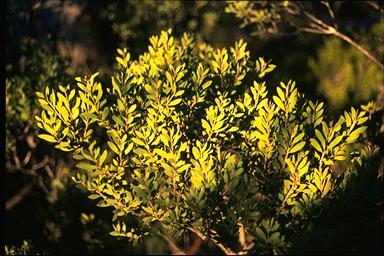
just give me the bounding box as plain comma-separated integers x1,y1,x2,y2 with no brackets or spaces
35,29,369,254
5,36,136,255
5,37,73,205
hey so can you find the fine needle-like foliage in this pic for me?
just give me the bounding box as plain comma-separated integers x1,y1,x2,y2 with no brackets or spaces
35,29,369,254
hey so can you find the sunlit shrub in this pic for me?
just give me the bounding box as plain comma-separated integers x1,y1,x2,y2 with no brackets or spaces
36,29,369,254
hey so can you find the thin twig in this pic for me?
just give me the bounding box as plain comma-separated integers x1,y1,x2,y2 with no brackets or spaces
298,7,384,69
298,26,329,35
332,29,384,70
6,182,35,211
322,1,337,29
301,9,333,31
6,155,49,175
22,150,32,165
367,1,384,13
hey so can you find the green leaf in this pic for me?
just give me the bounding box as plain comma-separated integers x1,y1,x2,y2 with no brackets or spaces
76,162,96,171
169,98,182,106
73,154,84,160
100,150,108,165
192,146,200,159
276,87,285,101
89,194,100,200
310,138,322,152
357,117,368,125
132,138,146,147
335,154,347,161
292,132,305,145
177,164,191,173
290,141,305,154
144,84,154,95
270,232,280,241
128,104,136,113
154,149,170,159
166,71,172,83
228,126,239,132
273,95,285,111
38,134,57,143
124,142,134,155
328,135,343,150
346,126,367,142
109,231,120,237
252,130,268,141
202,81,212,89
315,129,326,148
202,119,210,132
322,179,332,198
108,141,120,154
321,122,329,137
255,227,267,241
112,116,125,127
254,120,267,134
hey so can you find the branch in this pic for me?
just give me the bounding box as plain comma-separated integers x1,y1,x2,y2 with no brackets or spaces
186,234,202,255
321,1,337,29
301,9,333,31
6,155,49,175
22,150,32,165
332,29,384,70
298,26,330,35
6,182,35,211
298,6,384,70
367,1,384,13
157,230,186,255
187,227,236,255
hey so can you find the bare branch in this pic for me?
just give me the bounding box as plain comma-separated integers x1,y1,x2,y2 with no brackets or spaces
332,29,384,70
44,164,55,179
284,1,301,15
298,27,331,35
323,1,335,19
186,234,202,255
6,182,35,211
301,9,333,31
6,155,49,175
187,227,236,255
22,150,32,165
367,1,384,13
157,230,186,255
296,5,384,70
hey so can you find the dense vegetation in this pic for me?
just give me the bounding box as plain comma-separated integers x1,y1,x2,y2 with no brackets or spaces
5,1,383,255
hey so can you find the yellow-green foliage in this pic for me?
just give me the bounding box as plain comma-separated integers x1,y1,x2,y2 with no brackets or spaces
35,29,368,254
5,240,33,255
6,40,66,159
225,1,287,36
